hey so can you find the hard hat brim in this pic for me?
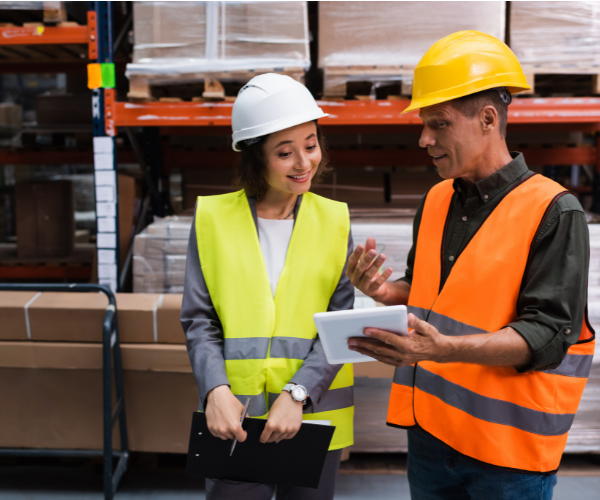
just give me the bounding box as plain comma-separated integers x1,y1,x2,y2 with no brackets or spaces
232,109,329,151
402,79,531,115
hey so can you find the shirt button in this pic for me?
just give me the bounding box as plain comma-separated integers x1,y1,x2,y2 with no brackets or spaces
462,216,468,221
449,256,455,262
483,194,489,200
565,328,571,335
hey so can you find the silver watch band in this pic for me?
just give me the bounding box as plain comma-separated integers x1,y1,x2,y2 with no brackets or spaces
283,383,308,404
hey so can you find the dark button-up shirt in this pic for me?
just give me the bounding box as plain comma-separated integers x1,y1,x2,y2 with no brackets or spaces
400,153,590,372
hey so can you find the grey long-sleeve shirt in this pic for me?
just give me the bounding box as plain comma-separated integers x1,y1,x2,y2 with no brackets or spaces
181,194,355,411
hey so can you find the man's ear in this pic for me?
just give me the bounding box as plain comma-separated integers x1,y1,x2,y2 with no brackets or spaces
480,105,498,135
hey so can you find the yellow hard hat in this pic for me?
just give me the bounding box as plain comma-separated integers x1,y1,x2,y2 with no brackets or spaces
403,30,531,114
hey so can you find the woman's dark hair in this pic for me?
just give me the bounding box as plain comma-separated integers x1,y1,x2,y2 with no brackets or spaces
233,122,331,199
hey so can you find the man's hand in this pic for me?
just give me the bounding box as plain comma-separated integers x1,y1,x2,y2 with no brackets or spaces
347,313,533,368
260,391,303,444
205,385,248,442
348,313,449,366
346,237,394,302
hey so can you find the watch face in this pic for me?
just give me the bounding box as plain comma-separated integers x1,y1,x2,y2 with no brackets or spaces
291,385,307,401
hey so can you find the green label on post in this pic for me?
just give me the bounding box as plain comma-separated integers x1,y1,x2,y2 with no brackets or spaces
100,63,116,89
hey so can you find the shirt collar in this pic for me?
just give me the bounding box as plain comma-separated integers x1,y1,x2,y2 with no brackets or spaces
453,152,529,203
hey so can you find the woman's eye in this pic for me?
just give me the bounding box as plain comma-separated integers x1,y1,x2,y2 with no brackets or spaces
279,152,292,158
307,145,317,151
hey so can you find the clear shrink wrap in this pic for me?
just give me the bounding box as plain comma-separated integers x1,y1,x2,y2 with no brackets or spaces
318,1,505,68
510,2,600,72
133,216,192,294
127,1,309,79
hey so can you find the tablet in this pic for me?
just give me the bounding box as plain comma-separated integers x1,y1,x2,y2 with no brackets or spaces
313,305,408,364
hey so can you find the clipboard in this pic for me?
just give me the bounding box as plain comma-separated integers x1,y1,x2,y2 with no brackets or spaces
185,412,335,488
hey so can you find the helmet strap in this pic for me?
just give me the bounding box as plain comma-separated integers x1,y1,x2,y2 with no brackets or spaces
496,88,512,105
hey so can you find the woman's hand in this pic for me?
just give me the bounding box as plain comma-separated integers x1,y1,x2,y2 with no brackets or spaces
260,391,304,444
205,385,248,442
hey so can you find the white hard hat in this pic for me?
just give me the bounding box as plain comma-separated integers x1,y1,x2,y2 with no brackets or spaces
231,73,328,152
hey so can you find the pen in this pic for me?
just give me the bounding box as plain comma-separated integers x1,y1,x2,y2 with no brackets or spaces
230,397,251,456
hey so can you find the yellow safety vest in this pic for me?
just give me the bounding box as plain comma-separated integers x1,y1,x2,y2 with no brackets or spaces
195,190,354,450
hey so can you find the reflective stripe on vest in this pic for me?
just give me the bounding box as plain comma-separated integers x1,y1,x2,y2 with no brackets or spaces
196,190,354,450
387,174,596,472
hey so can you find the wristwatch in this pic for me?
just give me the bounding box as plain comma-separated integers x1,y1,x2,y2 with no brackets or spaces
283,383,308,405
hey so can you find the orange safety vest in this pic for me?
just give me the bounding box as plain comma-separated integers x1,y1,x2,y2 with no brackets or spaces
387,173,595,473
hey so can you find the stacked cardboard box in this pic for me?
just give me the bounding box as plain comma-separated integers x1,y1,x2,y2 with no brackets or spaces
0,291,189,452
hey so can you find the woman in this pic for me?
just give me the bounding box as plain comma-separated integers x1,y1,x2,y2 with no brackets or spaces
181,73,354,500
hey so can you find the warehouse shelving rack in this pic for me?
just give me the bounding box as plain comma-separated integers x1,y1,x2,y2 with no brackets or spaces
0,283,129,500
3,3,600,284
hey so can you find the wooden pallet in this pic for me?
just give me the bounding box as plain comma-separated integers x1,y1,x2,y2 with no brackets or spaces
127,67,305,102
322,66,415,100
520,70,600,96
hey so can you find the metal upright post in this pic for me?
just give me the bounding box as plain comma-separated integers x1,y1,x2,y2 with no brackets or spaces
90,1,120,292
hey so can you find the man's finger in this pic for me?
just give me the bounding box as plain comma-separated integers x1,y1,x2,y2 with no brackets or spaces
365,237,377,254
408,313,436,336
349,337,401,358
372,267,394,289
362,253,387,282
356,249,377,276
346,245,364,277
350,345,406,366
363,328,405,346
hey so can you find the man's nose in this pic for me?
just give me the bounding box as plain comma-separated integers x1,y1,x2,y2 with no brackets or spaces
419,128,436,149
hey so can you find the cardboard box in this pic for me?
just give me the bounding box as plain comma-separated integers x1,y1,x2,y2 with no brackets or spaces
15,180,75,258
0,341,196,452
0,292,184,344
0,291,42,341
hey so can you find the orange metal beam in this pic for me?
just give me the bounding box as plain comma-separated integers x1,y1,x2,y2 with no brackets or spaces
114,98,600,129
164,146,597,169
0,25,89,45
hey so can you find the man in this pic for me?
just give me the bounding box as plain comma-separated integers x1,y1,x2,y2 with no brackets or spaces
347,31,595,500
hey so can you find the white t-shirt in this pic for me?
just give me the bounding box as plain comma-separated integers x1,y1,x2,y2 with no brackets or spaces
257,217,294,296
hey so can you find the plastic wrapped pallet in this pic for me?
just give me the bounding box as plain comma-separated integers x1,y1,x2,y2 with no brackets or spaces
510,2,600,73
126,1,309,90
318,1,505,97
133,216,192,293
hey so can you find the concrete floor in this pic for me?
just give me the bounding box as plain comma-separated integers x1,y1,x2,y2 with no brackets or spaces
1,457,599,499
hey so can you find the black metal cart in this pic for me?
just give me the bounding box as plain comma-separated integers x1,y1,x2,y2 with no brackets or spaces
0,283,129,500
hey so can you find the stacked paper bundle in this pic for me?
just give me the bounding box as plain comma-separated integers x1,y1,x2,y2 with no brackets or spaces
133,216,192,294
